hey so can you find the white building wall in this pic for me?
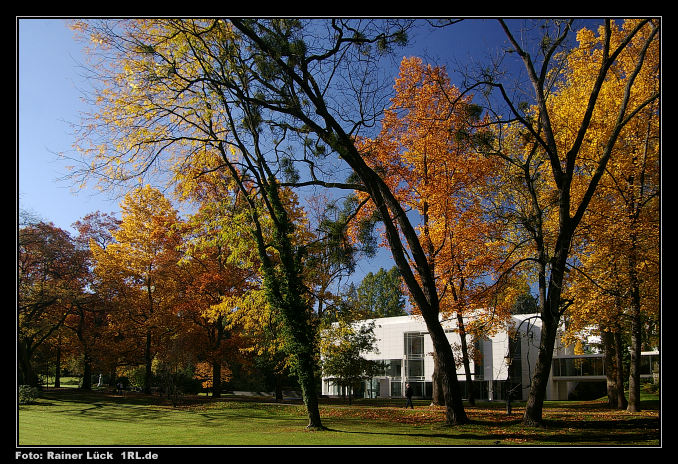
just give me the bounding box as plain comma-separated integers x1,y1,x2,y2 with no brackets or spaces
359,316,471,377
321,313,569,401
322,313,657,402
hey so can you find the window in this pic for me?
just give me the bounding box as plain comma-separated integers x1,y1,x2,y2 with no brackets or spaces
407,359,424,378
405,332,424,358
391,381,402,397
374,359,402,378
404,332,425,381
473,339,484,380
384,359,402,378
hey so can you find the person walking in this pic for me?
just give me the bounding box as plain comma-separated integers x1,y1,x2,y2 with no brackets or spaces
405,383,414,409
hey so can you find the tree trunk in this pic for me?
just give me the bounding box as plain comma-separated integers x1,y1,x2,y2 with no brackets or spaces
144,331,152,394
212,361,222,398
626,230,643,412
18,340,39,387
523,309,559,427
297,353,323,429
614,331,628,409
522,218,573,426
456,312,475,406
425,314,468,425
81,352,92,391
54,341,62,388
601,330,618,408
274,374,283,402
430,357,444,405
627,305,642,412
256,180,324,429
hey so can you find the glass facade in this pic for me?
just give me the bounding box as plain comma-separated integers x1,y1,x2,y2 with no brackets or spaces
553,356,605,377
407,359,424,378
553,352,659,378
404,332,425,396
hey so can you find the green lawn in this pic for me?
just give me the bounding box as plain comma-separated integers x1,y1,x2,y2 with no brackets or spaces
17,389,660,447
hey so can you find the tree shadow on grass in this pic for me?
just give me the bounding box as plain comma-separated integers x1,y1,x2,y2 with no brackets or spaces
320,415,660,446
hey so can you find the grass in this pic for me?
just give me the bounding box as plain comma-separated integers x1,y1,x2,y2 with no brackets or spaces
17,389,660,447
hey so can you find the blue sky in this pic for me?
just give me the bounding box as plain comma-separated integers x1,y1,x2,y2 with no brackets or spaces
18,19,123,231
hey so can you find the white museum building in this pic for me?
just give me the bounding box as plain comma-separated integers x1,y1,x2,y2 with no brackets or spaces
320,313,659,402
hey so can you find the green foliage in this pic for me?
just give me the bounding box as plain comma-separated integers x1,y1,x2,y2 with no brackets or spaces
321,320,381,397
19,385,39,405
352,266,407,318
511,289,538,315
126,367,147,391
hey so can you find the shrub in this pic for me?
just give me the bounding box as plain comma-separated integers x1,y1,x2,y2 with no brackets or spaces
18,385,39,404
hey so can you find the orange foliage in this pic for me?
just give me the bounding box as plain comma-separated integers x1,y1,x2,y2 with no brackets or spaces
352,57,508,331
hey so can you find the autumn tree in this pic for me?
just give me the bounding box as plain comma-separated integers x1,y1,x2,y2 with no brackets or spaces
90,185,183,394
66,211,121,390
174,154,267,398
171,240,251,397
18,218,88,386
462,19,659,425
562,73,659,411
69,19,329,428
227,18,470,426
353,56,509,406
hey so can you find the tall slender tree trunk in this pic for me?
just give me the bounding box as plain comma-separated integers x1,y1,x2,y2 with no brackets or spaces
614,330,628,409
521,180,581,426
626,229,643,412
144,331,152,394
627,304,643,412
274,373,283,402
523,240,570,426
54,339,62,388
211,315,225,398
456,312,475,406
